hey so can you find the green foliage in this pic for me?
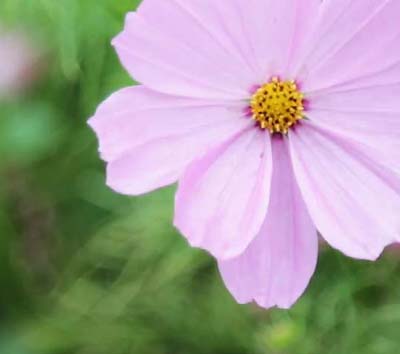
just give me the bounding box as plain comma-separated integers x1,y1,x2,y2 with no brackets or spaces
1,1,400,354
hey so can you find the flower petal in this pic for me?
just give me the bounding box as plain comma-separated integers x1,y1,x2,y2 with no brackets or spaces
289,121,400,260
309,83,400,114
89,86,250,195
113,0,320,99
219,137,318,309
228,0,320,79
305,109,400,175
113,10,255,100
174,129,272,260
300,0,400,92
307,80,400,176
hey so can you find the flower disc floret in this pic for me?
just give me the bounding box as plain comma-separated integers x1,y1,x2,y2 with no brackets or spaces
250,77,305,134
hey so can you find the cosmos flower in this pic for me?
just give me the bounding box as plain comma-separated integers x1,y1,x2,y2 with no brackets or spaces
90,0,400,308
0,28,40,99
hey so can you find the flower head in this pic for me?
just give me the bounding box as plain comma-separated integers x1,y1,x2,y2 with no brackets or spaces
90,0,400,309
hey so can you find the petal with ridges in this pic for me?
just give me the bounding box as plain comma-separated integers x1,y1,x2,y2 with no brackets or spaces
219,137,318,309
113,11,254,100
174,129,272,260
229,0,320,79
290,122,400,260
308,83,400,114
300,0,400,93
89,85,250,195
88,86,244,161
305,110,400,175
113,0,320,99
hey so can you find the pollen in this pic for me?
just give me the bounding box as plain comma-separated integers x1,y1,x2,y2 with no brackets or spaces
250,77,305,134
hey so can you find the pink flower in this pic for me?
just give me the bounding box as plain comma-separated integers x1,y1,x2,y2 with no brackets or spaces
90,0,400,309
0,29,40,98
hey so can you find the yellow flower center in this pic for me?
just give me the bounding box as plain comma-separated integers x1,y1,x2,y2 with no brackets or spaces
250,77,305,134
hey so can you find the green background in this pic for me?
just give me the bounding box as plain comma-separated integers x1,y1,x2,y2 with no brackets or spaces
1,1,400,353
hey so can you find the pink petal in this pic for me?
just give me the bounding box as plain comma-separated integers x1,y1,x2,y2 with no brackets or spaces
88,86,243,161
226,0,320,79
305,110,400,175
174,129,273,260
307,82,400,176
113,0,319,99
289,122,400,260
299,0,400,93
113,10,254,100
89,86,250,195
219,137,318,309
309,83,400,114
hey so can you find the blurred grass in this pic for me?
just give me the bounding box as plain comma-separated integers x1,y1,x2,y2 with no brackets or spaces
1,1,400,354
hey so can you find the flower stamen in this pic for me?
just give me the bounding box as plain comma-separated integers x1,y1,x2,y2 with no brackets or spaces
250,77,305,134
